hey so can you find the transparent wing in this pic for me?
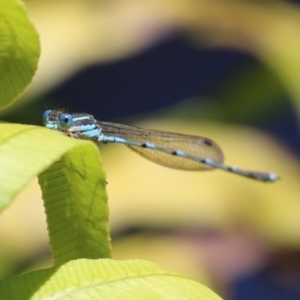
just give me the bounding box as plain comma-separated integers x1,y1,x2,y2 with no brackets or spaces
98,121,224,171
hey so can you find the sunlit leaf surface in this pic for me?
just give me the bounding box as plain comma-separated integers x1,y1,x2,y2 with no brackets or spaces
0,0,40,108
0,124,110,264
0,259,222,300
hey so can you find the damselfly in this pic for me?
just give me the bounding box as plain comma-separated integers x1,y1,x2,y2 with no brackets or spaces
43,110,279,182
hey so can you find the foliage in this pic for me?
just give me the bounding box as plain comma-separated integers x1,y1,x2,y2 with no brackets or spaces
0,0,222,299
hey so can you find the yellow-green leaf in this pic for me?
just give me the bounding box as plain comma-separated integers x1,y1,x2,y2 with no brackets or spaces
0,0,40,109
0,123,111,263
0,259,222,300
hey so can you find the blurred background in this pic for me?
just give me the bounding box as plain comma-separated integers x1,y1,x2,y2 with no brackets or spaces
1,0,300,299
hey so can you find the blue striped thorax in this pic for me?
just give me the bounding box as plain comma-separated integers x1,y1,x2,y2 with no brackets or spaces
43,110,101,140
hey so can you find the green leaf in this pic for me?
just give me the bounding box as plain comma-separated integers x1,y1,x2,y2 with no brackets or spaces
0,123,111,262
0,259,222,300
0,0,40,109
0,123,222,299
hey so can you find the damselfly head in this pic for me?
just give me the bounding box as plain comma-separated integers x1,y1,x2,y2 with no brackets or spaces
43,110,61,129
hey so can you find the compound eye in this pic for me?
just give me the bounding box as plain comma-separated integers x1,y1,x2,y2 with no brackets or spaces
43,110,52,125
58,113,73,130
